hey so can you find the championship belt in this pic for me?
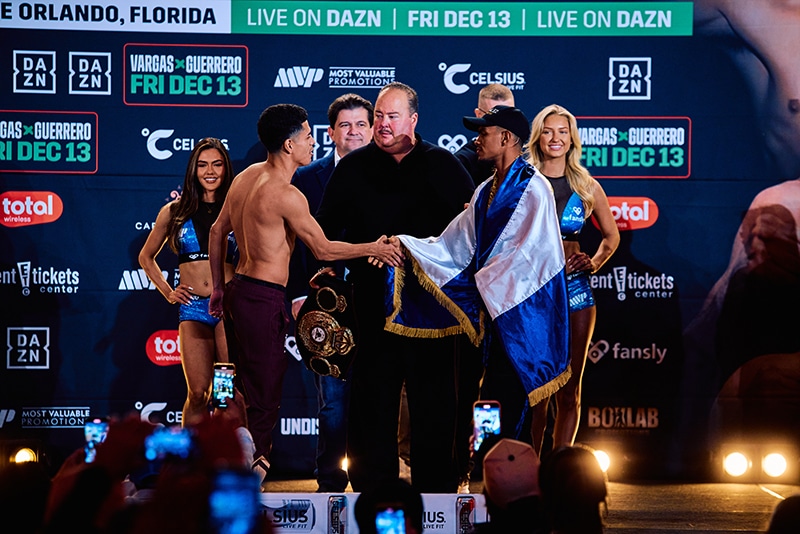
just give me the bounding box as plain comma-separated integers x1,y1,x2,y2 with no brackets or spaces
295,275,358,379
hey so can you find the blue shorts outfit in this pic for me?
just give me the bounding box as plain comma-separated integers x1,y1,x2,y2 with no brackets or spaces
178,294,220,327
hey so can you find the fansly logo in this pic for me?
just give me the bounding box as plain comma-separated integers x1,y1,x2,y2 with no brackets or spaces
141,127,228,160
586,406,659,430
1,261,80,296
135,400,182,426
438,133,468,153
590,265,674,301
587,339,667,365
440,62,525,95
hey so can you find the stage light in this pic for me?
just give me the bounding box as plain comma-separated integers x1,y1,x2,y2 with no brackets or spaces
10,446,37,464
762,452,788,478
722,451,751,477
593,449,611,473
341,457,349,472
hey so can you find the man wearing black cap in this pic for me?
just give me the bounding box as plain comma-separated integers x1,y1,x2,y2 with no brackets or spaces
384,105,570,466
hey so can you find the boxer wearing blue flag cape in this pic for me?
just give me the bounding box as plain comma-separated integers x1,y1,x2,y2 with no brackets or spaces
383,106,570,443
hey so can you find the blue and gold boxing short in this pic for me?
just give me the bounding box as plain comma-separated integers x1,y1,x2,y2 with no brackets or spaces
566,270,595,313
178,294,220,327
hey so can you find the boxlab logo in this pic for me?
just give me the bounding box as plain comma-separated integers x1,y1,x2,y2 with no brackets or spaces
119,268,165,291
608,57,652,100
586,406,659,429
587,339,667,364
13,50,56,94
1,191,63,228
0,409,15,429
145,330,181,366
69,52,112,95
328,66,396,88
0,261,80,296
274,66,324,88
440,62,526,95
7,327,49,370
438,133,468,153
263,499,315,530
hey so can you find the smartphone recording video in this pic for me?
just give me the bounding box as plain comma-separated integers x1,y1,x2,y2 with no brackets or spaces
473,400,501,452
212,362,236,409
144,425,194,461
375,506,406,534
209,468,261,534
84,417,109,463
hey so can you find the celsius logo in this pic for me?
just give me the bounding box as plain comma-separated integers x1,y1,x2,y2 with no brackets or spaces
1,191,63,227
263,500,315,530
145,330,181,366
274,66,324,88
438,133,468,153
441,63,470,94
143,127,174,160
587,339,667,364
440,62,526,95
285,335,302,361
135,400,182,426
601,196,658,231
590,265,675,301
142,128,229,160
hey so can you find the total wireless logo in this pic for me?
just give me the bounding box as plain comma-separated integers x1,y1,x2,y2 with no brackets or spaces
145,330,181,366
141,127,229,160
440,62,525,94
1,191,63,227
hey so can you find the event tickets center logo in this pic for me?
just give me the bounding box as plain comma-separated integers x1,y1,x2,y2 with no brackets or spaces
590,265,675,302
1,191,63,227
440,62,525,94
1,261,80,296
124,43,248,107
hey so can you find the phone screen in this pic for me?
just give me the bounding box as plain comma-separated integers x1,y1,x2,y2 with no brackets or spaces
209,468,260,534
375,507,406,534
84,417,109,463
144,425,194,461
212,363,235,409
473,401,501,452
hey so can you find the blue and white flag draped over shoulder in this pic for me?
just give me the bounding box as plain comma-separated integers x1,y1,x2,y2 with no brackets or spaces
385,156,571,406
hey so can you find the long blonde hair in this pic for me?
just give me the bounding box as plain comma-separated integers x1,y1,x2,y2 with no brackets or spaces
526,104,595,216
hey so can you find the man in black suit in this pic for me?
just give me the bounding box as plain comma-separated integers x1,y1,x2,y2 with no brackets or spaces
288,93,374,492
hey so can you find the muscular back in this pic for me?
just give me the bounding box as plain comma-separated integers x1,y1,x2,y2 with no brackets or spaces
227,162,296,286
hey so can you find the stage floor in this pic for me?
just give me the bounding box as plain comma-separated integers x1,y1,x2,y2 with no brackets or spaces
262,478,800,533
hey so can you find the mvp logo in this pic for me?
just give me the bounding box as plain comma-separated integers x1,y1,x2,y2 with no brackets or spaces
274,67,324,88
1,191,63,227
